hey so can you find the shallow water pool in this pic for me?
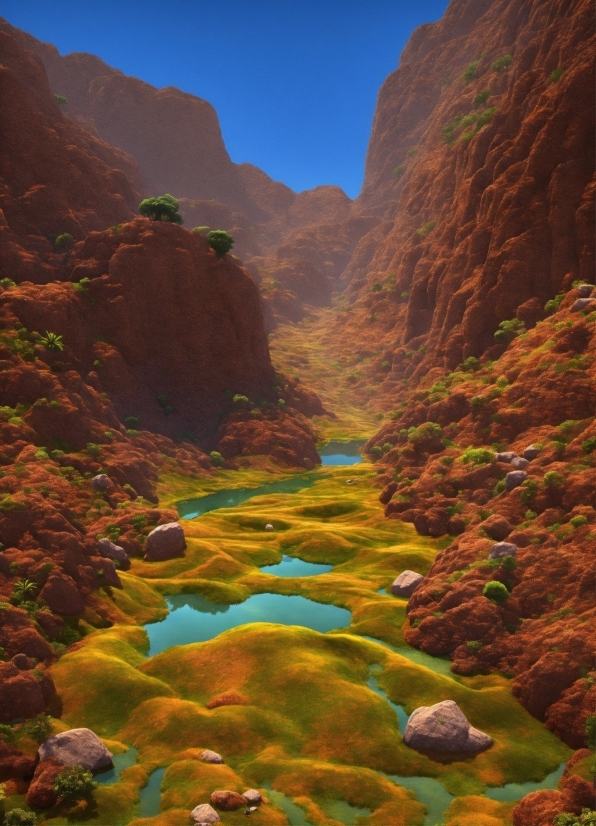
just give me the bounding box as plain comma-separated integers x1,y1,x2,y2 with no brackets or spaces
176,474,316,519
146,592,351,656
260,555,333,577
95,746,138,785
139,767,165,818
319,440,365,466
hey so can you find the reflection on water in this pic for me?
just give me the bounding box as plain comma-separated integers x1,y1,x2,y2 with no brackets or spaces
176,475,316,519
319,440,365,466
145,593,351,656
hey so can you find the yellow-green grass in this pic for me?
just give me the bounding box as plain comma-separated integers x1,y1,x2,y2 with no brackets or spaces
443,795,515,825
43,458,571,825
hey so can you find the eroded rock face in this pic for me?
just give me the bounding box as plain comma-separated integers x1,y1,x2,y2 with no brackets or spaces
144,522,186,561
210,790,249,811
38,728,113,771
391,570,424,597
403,700,492,754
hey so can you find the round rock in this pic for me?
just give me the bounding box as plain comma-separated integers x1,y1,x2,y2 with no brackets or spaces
576,283,595,297
38,728,113,771
523,444,541,460
391,570,424,598
98,538,130,571
243,789,262,804
91,474,112,492
403,700,492,754
210,790,248,811
496,451,517,463
489,541,518,559
191,803,220,824
200,749,224,764
572,297,596,312
510,456,529,470
265,524,274,531
505,470,527,490
481,515,512,541
144,522,186,561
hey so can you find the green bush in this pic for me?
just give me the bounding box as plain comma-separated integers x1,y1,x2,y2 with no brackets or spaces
55,233,74,248
192,226,210,234
466,640,482,650
493,479,506,496
462,356,481,372
86,443,102,458
5,809,38,826
124,416,139,428
416,221,437,237
207,230,234,257
473,89,491,108
544,470,564,487
544,293,565,313
393,165,405,177
476,106,497,129
461,447,494,465
483,580,509,603
139,194,183,224
492,54,512,72
23,714,52,744
581,437,596,454
370,283,382,292
550,68,565,82
586,715,596,750
55,94,67,105
39,331,64,351
463,60,480,83
570,515,588,528
54,765,95,802
0,278,16,289
494,318,525,343
407,422,443,446
554,810,596,826
0,723,15,743
209,451,224,468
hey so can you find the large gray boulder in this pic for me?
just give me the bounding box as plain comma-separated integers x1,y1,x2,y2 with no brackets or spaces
523,444,541,460
505,470,527,490
144,522,186,561
190,803,220,824
489,541,518,559
391,570,424,598
98,538,130,571
572,297,596,312
510,456,529,470
403,700,492,754
38,728,113,771
576,284,595,297
496,451,517,463
91,474,112,492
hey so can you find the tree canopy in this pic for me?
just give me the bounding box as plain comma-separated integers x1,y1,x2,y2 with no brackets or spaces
207,230,234,257
139,194,183,224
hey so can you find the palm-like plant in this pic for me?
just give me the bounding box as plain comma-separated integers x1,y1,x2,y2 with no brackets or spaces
39,331,64,351
13,578,37,601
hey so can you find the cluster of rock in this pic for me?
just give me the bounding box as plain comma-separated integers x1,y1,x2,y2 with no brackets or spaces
191,789,262,823
496,444,540,491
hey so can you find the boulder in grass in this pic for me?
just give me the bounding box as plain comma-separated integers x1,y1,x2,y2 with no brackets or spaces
523,444,541,460
210,790,248,811
391,570,424,598
191,803,220,824
91,474,112,492
144,522,186,561
243,789,262,804
576,283,595,298
496,451,517,463
98,538,130,571
489,541,518,559
571,297,596,312
38,728,113,771
403,700,492,754
505,470,527,490
510,456,529,470
265,523,274,531
200,749,224,764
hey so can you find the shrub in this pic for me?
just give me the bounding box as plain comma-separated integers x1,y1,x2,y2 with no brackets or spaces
12,579,37,603
466,640,482,650
209,451,224,467
5,810,38,826
393,165,405,177
550,68,565,82
54,94,67,105
139,194,183,224
462,356,481,372
371,283,382,292
54,232,74,250
124,416,139,428
72,277,91,295
0,723,15,743
416,221,437,238
54,765,95,802
192,226,210,234
86,443,101,458
586,715,596,750
520,479,539,505
23,714,52,743
570,515,588,528
461,447,495,465
544,470,564,487
473,89,491,108
207,230,234,257
554,810,596,826
483,580,509,603
493,479,506,496
0,278,16,289
407,422,443,446
463,60,480,83
39,331,64,351
476,106,497,129
581,437,596,454
232,394,249,408
494,318,525,343
492,54,512,72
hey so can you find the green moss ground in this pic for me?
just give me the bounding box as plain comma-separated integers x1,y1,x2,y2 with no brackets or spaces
37,458,570,826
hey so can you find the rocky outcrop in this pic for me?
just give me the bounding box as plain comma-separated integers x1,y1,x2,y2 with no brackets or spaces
403,700,492,753
391,570,424,597
38,728,113,771
210,790,249,811
144,522,186,562
39,572,85,615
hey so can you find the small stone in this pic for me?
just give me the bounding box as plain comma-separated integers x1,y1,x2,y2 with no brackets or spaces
510,456,529,470
190,803,220,824
249,807,258,812
210,790,248,811
576,284,596,297
38,728,113,771
346,479,354,485
265,524,274,531
243,789,262,804
144,522,186,561
91,474,112,492
495,451,517,463
523,444,541,460
200,749,224,764
571,297,596,312
489,541,518,559
391,570,424,598
98,538,130,571
505,470,527,490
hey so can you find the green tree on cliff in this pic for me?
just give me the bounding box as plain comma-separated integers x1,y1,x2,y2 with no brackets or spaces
139,195,183,224
207,230,234,257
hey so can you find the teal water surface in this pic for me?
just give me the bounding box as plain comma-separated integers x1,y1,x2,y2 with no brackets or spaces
260,555,333,577
95,747,138,785
485,762,565,801
139,767,165,818
319,440,364,466
146,593,351,656
176,475,316,520
367,665,409,734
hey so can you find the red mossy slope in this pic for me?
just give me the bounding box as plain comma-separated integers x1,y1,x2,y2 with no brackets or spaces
341,0,594,375
0,28,144,284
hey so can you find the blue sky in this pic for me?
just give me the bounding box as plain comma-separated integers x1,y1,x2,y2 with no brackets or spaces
3,1,449,198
